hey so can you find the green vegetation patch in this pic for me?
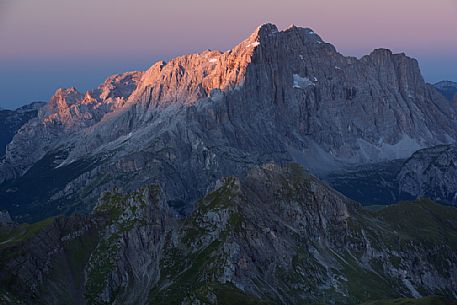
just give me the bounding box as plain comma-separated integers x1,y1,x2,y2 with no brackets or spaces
149,240,223,305
0,216,55,249
85,186,156,304
376,199,457,249
150,179,244,304
214,284,274,305
360,295,457,305
337,253,397,304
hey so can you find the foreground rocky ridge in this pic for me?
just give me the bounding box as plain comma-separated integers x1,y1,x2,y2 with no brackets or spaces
2,24,457,221
0,184,170,305
1,164,456,305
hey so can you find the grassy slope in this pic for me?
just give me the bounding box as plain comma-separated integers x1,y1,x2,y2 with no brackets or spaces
360,295,457,305
0,217,55,249
375,198,457,248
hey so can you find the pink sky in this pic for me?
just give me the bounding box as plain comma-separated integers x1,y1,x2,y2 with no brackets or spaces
1,0,456,108
1,0,456,58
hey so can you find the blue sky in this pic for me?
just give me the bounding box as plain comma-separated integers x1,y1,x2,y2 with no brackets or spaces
1,0,456,109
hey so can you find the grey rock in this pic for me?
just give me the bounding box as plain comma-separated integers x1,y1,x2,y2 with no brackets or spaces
2,24,457,218
324,143,457,206
154,164,457,304
397,144,457,204
0,101,45,157
1,72,142,181
0,210,13,225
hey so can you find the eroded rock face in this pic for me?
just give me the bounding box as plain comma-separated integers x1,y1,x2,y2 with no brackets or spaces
322,144,457,206
1,71,143,181
2,24,457,219
1,164,456,305
397,144,457,204
0,184,171,305
153,164,457,305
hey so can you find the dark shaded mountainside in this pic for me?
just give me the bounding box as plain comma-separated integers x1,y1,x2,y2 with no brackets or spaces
1,164,457,305
1,24,457,222
324,144,457,206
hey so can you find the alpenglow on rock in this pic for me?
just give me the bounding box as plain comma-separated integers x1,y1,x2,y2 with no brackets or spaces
1,24,457,220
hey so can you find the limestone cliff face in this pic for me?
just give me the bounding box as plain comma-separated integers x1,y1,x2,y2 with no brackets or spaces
1,71,143,181
2,24,457,219
397,144,457,204
321,144,457,206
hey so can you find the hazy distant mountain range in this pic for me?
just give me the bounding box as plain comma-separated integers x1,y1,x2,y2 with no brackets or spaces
434,80,457,102
1,24,457,305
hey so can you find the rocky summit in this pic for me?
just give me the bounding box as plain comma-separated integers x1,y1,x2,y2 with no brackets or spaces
1,23,457,305
1,24,457,221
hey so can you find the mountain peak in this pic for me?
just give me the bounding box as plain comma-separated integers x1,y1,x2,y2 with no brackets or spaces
51,87,82,106
370,48,394,56
250,23,323,44
3,22,456,191
243,23,279,46
254,23,279,36
285,24,315,34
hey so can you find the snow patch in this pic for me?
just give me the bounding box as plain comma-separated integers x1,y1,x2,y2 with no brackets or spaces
55,159,76,169
293,74,313,89
335,66,342,70
208,58,218,63
248,42,260,47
